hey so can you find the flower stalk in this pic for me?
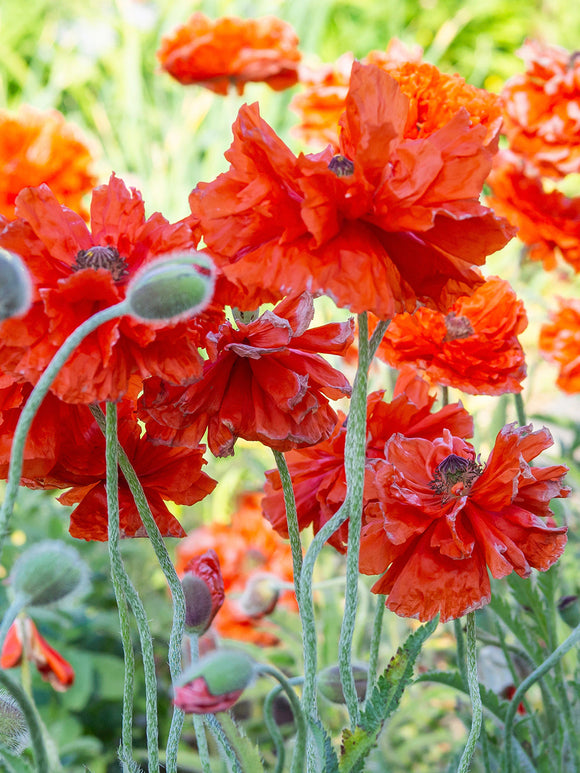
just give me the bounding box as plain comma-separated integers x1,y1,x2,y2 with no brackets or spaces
457,612,482,773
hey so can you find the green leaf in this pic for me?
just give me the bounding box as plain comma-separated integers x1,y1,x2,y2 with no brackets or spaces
414,670,509,723
338,617,438,773
309,717,339,773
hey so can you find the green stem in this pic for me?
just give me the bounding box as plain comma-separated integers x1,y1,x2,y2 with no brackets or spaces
503,622,580,773
90,403,186,772
272,450,302,586
365,593,386,704
205,715,243,773
457,612,482,773
513,392,526,426
0,301,128,562
368,320,390,359
263,690,286,773
0,597,27,654
454,619,468,687
103,402,159,773
339,311,370,729
257,665,307,773
189,635,212,773
0,670,53,773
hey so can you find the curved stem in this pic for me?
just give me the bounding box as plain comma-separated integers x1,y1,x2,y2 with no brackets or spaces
503,622,580,773
365,593,386,704
272,450,302,587
0,301,128,562
205,715,243,773
338,311,370,728
104,402,159,773
457,612,482,773
257,665,307,773
189,634,211,773
263,690,286,773
454,619,468,687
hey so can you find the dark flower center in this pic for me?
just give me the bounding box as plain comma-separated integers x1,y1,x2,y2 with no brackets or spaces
430,453,482,501
328,154,355,177
73,246,129,282
443,313,474,342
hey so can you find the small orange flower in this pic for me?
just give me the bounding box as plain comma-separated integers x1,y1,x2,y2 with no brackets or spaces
291,49,502,149
375,276,528,395
539,298,580,392
1,617,75,691
486,151,580,271
501,40,580,179
157,13,301,95
0,105,96,219
175,493,296,646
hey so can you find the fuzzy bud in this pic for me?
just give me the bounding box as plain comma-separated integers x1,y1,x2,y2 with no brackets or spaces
318,663,368,704
181,550,225,634
558,595,580,628
0,247,32,321
174,649,255,714
0,688,30,754
9,540,90,608
126,250,215,322
236,573,280,618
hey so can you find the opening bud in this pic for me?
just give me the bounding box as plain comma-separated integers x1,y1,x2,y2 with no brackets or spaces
181,549,225,634
236,573,280,618
0,688,30,754
558,595,580,628
126,250,215,323
318,663,368,704
9,540,90,608
174,649,255,714
0,247,32,322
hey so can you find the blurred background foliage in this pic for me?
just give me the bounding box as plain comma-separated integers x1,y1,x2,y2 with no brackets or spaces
1,0,580,771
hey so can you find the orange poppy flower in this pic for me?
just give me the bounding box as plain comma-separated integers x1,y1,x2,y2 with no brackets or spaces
291,50,501,150
539,298,580,392
486,151,580,271
375,276,528,395
139,292,353,457
0,174,223,404
191,62,514,320
501,40,580,179
157,13,300,95
359,424,569,622
1,617,74,691
175,492,296,646
0,105,96,220
262,371,473,552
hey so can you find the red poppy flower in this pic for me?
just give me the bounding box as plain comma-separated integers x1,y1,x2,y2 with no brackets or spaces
0,174,223,404
139,292,353,457
359,424,569,622
486,151,580,271
173,677,244,714
0,105,96,220
182,549,225,634
176,492,296,646
375,276,528,395
157,13,301,95
539,298,580,392
501,40,580,179
262,370,473,552
1,617,75,691
191,62,514,320
23,401,217,541
291,52,501,150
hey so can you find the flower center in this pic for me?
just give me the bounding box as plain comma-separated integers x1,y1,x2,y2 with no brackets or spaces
73,246,129,282
328,154,355,177
430,453,482,501
443,313,474,342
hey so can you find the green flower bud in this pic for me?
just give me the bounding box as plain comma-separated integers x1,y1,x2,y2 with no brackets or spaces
10,540,90,608
318,663,368,704
558,595,580,628
0,247,31,321
0,688,30,754
176,649,255,696
126,250,215,323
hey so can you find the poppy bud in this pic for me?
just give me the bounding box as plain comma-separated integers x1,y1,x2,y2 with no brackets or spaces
318,663,368,704
558,595,580,628
181,550,225,634
1,618,75,691
236,573,280,618
126,250,215,323
9,540,90,608
173,649,255,714
0,247,31,321
0,688,30,753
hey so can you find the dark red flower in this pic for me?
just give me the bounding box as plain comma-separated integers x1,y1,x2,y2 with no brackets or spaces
173,649,255,714
181,549,225,634
157,13,301,95
375,276,528,395
173,678,244,714
262,370,473,552
359,424,569,622
139,292,353,457
0,175,223,404
1,617,75,691
192,62,514,319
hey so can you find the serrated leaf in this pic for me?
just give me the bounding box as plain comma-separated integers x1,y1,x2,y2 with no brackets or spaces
338,617,438,773
309,717,339,773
